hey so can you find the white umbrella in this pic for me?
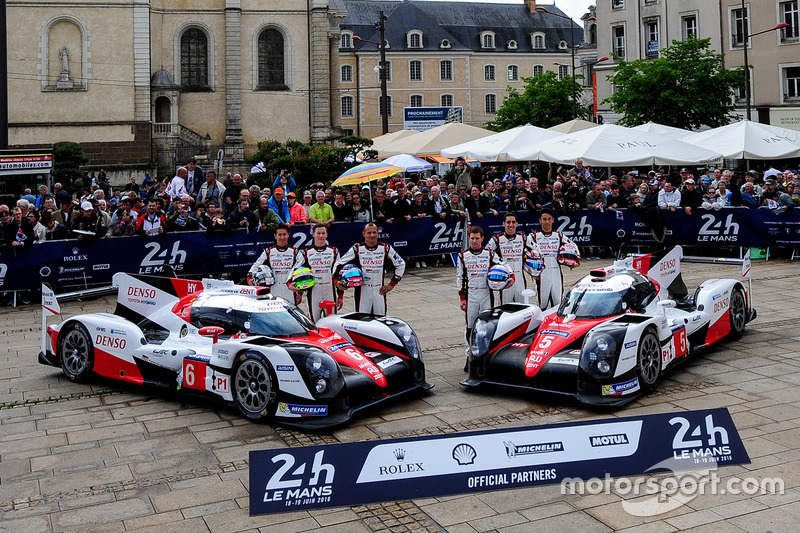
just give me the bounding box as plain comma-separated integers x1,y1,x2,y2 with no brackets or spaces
368,129,420,155
682,120,800,160
631,122,692,139
440,124,564,161
378,123,493,158
381,153,433,172
507,124,722,166
548,119,600,134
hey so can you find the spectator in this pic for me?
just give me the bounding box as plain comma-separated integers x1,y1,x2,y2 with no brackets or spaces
111,204,137,236
227,197,258,230
658,181,681,212
409,190,427,218
206,207,228,235
717,181,731,207
124,177,140,194
1,206,34,249
167,196,199,232
426,185,450,220
464,186,496,219
740,183,759,209
273,169,296,194
136,199,167,236
308,190,334,226
268,187,291,223
349,191,370,223
223,173,246,214
563,185,584,212
42,209,70,240
448,190,466,219
71,201,106,241
330,190,353,222
197,171,223,206
186,157,205,195
34,185,49,209
701,187,724,210
607,183,627,210
301,190,314,219
19,188,36,205
680,179,703,215
585,183,607,211
287,192,308,224
53,182,71,207
372,189,394,224
165,167,189,200
453,157,473,191
96,199,113,237
513,188,536,213
27,209,45,242
255,195,281,232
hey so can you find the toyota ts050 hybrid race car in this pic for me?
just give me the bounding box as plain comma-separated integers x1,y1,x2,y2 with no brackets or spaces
39,273,431,428
461,246,756,406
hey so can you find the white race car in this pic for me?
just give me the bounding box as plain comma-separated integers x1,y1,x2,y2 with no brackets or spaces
39,273,431,428
462,247,756,405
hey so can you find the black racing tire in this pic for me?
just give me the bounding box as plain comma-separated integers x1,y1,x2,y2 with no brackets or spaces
729,287,747,340
637,328,661,392
58,322,95,383
232,351,277,422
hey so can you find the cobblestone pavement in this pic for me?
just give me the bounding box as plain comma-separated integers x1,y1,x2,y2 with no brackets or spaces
1,256,798,532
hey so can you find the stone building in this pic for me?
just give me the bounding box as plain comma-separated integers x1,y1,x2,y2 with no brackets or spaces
7,0,345,178
336,0,589,138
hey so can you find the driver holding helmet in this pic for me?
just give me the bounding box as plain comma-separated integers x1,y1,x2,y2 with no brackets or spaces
335,221,405,316
293,224,342,322
526,208,580,309
247,223,302,305
487,212,542,304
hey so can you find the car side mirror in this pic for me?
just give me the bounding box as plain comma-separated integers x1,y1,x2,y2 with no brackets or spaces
521,289,536,305
199,326,225,344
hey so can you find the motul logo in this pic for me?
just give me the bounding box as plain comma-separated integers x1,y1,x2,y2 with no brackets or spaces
590,434,629,447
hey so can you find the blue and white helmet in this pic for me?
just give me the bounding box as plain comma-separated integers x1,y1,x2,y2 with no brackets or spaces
487,263,515,291
250,265,275,286
524,249,545,277
338,264,363,287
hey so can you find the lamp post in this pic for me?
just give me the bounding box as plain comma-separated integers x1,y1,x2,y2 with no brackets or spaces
353,10,389,135
536,6,583,119
740,0,789,121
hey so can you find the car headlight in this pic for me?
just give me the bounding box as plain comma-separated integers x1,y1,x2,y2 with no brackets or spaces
288,348,344,399
580,332,618,380
386,320,422,359
471,318,497,359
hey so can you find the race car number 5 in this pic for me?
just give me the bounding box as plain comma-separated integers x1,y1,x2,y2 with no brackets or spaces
673,328,688,358
183,359,207,391
537,335,556,349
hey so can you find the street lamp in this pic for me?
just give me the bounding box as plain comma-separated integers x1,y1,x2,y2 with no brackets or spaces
353,10,389,134
740,0,789,121
536,6,585,119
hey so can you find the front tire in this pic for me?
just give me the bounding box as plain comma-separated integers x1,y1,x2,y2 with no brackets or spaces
637,329,661,392
728,288,747,340
232,351,277,422
59,322,94,382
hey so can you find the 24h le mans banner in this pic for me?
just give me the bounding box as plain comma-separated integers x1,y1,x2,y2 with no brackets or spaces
249,407,749,514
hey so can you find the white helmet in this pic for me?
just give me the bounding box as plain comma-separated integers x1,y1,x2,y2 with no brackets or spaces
487,263,515,291
557,241,581,268
249,265,275,286
524,249,545,277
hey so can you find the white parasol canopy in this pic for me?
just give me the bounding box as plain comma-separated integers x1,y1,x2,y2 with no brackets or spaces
548,119,600,134
506,124,723,166
377,122,493,158
439,124,564,161
681,120,800,160
631,122,692,139
381,153,433,172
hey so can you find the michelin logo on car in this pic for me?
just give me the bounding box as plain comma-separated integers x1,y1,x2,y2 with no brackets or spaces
601,377,640,396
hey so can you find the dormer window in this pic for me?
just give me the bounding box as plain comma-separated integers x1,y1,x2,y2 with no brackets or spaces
440,39,451,49
507,40,518,50
481,31,495,49
559,40,568,50
531,32,545,49
340,32,353,49
407,30,423,49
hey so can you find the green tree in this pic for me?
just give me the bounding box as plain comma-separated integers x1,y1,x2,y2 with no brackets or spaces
603,37,744,130
339,135,378,162
52,142,89,186
485,71,587,131
246,139,350,188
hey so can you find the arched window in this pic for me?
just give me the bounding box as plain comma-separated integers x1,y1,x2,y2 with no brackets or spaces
532,33,546,49
481,31,495,49
181,28,209,88
258,29,287,90
408,30,423,48
155,96,171,123
341,64,353,83
341,96,354,117
341,32,353,49
485,94,497,114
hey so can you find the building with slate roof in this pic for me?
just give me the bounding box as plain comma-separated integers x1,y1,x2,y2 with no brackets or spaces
336,0,594,138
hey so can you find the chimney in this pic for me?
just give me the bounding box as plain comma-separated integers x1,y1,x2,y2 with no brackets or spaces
526,0,537,13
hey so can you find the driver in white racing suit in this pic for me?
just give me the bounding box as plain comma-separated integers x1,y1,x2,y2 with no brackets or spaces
335,222,405,316
526,208,579,309
487,212,540,304
248,223,301,305
293,224,342,322
458,226,505,367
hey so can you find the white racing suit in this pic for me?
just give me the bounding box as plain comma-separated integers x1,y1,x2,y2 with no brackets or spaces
527,231,578,309
457,248,503,344
248,245,300,303
294,245,340,322
487,232,540,304
335,242,405,316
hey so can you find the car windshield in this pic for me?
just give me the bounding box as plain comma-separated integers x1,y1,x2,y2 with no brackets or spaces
558,287,626,319
192,301,314,337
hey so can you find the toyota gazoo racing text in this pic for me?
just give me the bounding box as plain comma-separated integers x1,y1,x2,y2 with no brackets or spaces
461,246,756,406
39,273,431,428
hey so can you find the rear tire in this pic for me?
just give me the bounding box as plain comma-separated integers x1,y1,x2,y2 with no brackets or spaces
729,288,747,340
637,329,661,392
59,322,94,382
232,351,277,422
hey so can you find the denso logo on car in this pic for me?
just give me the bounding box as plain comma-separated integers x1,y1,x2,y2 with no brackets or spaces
95,335,126,350
128,286,156,299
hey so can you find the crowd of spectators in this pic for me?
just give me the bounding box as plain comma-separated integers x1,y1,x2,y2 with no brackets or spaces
2,156,799,250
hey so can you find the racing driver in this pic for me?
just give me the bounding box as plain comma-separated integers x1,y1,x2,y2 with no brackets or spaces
247,223,302,305
335,221,405,316
293,224,343,322
526,207,579,309
487,212,541,304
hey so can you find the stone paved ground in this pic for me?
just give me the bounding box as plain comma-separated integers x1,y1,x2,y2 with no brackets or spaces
1,255,798,532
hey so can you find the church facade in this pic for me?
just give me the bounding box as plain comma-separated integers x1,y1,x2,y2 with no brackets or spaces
7,0,345,177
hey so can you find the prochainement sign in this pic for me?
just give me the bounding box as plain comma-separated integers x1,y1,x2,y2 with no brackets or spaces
249,407,749,514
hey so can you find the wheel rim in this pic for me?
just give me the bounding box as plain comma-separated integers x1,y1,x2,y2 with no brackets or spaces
731,291,746,333
63,329,90,375
234,360,272,414
639,334,660,385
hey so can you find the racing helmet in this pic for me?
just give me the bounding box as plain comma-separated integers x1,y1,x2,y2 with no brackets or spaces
487,263,515,291
248,265,275,287
338,264,363,288
557,241,581,268
289,267,315,290
524,249,545,277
